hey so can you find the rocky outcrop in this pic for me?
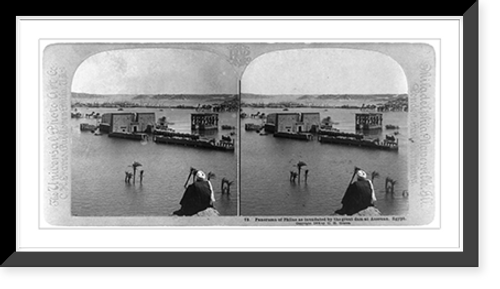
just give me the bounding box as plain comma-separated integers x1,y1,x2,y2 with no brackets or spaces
333,206,382,216
194,207,220,217
352,207,382,216
171,207,220,217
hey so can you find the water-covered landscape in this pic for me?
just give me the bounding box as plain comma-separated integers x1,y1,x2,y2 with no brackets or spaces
71,105,238,217
240,107,408,216
71,93,408,217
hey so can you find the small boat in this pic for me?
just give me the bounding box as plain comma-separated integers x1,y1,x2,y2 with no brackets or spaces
245,123,262,131
80,123,96,132
385,124,400,129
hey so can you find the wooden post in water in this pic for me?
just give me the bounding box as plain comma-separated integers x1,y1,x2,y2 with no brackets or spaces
221,177,233,194
385,177,396,194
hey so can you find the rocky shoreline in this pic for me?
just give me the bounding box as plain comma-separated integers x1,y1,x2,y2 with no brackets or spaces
333,206,382,216
172,207,221,217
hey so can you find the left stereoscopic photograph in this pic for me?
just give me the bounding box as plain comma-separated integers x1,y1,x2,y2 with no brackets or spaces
44,44,239,223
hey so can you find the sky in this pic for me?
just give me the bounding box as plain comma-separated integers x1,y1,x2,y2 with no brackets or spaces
71,48,237,95
72,47,408,96
241,48,408,95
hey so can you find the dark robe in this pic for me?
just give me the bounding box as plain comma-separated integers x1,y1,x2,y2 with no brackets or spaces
336,179,373,215
173,181,213,216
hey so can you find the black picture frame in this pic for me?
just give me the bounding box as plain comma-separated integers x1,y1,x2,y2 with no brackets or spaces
9,6,479,267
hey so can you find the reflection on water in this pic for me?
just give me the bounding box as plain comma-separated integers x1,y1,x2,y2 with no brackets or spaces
356,128,383,136
240,107,409,216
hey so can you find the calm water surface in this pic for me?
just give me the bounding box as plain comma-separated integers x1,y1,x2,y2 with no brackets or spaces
71,107,238,216
71,106,409,217
240,107,409,216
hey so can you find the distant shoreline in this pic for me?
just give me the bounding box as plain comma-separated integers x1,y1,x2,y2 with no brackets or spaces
71,100,407,111
70,103,405,111
71,92,408,111
70,100,361,110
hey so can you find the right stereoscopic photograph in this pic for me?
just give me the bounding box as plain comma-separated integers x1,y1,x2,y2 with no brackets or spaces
239,43,435,221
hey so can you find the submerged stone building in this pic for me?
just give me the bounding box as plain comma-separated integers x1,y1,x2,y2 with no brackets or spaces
355,113,383,130
265,112,320,134
100,112,156,134
191,113,219,131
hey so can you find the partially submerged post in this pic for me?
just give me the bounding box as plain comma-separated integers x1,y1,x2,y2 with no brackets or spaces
296,161,307,183
385,177,397,194
131,161,142,184
125,172,132,183
221,178,233,194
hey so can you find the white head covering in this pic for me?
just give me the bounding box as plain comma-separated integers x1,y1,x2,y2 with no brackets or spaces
356,169,376,203
195,170,216,204
195,170,206,181
356,169,367,180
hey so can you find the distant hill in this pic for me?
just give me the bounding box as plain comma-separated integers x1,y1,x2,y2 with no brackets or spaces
297,95,316,100
242,93,406,98
241,93,408,105
72,92,407,106
145,94,236,101
316,94,407,100
72,92,111,99
71,92,237,104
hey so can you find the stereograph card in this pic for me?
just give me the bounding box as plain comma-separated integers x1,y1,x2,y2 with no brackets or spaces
41,41,437,227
